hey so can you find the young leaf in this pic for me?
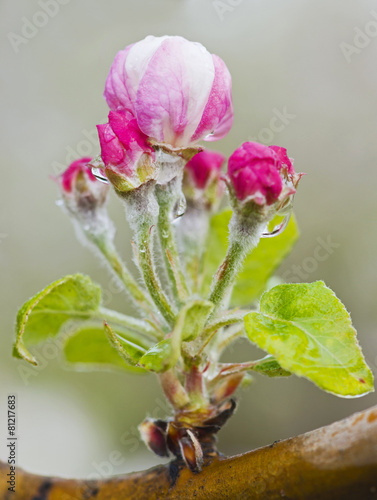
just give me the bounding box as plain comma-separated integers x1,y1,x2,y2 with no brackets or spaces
244,281,374,397
137,338,172,372
251,355,291,377
14,274,101,365
104,322,146,366
64,324,145,373
138,300,213,372
201,209,299,305
180,300,214,341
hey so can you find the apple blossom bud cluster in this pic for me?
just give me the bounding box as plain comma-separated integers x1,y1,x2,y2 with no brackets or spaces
50,35,304,471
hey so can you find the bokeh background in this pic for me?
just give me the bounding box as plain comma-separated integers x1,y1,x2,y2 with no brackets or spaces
1,0,377,479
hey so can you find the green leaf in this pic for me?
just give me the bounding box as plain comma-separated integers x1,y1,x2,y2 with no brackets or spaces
14,274,101,365
137,338,172,372
137,300,213,372
201,209,299,305
104,322,146,366
64,324,145,373
244,281,374,397
180,300,214,341
252,355,291,377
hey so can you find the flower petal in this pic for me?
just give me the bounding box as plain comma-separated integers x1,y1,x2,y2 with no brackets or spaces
192,54,233,143
135,36,215,147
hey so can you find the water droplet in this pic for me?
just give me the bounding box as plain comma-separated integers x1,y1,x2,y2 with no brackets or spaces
172,194,186,220
91,167,109,184
262,214,291,239
55,199,64,207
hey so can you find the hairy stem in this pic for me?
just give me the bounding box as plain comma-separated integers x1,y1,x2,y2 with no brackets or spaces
208,215,265,316
94,237,158,319
155,175,189,303
137,225,177,326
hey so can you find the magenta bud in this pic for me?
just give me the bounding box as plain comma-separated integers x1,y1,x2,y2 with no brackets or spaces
185,150,226,190
96,110,156,192
138,419,169,458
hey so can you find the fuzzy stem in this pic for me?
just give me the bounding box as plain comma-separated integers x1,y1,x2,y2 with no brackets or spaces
137,224,177,327
117,183,176,327
208,215,265,316
93,237,158,319
155,175,189,303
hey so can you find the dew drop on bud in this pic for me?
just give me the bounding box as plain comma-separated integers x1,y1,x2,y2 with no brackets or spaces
91,167,109,184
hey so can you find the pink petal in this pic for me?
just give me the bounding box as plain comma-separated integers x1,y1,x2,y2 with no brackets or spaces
61,157,94,192
135,36,215,147
269,145,295,175
192,54,233,143
97,122,125,167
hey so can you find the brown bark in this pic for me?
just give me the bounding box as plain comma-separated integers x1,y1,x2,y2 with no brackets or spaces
1,405,377,500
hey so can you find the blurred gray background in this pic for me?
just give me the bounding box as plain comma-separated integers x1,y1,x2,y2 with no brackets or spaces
1,0,377,479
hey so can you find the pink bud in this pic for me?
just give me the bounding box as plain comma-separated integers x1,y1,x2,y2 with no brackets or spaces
185,150,226,189
228,142,300,206
104,36,233,148
97,110,156,192
56,157,109,210
59,157,96,193
268,145,295,175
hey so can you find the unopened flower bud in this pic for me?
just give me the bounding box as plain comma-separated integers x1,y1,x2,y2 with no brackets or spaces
104,35,233,149
183,150,226,210
96,110,156,192
57,157,109,214
55,157,114,245
227,141,303,223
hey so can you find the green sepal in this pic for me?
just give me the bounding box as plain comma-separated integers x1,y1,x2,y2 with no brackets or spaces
244,281,374,397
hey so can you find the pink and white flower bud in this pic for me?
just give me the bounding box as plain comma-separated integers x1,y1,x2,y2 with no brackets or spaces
96,110,156,192
57,157,109,212
104,35,233,149
227,142,302,210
